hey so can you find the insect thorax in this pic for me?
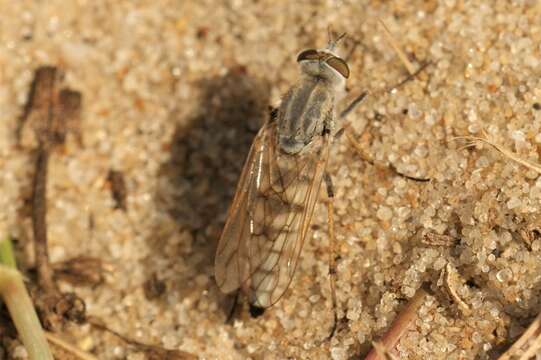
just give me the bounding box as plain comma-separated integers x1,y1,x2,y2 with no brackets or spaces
277,78,337,154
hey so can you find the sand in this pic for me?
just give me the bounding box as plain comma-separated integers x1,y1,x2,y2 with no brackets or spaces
1,0,541,359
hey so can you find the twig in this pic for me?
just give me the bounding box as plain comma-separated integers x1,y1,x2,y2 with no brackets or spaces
21,66,85,331
365,287,429,360
33,147,54,292
371,341,400,360
0,237,54,360
22,66,58,293
498,312,541,360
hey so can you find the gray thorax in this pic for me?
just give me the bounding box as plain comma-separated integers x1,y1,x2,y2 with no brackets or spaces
277,78,337,154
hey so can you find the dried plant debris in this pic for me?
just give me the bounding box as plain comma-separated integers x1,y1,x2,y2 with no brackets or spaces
33,291,86,331
32,145,54,292
45,332,98,360
443,263,472,316
365,287,429,359
455,135,541,174
17,66,57,147
498,312,541,360
422,231,458,247
19,67,82,149
21,66,86,331
52,256,107,287
143,273,166,300
518,222,541,251
87,317,197,360
107,170,128,211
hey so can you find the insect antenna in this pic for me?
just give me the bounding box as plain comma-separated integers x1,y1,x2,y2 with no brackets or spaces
326,26,347,51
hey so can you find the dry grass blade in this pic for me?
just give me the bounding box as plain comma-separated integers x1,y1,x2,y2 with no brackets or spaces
453,136,541,174
365,287,429,359
498,312,541,360
378,18,416,75
45,332,98,360
376,18,432,94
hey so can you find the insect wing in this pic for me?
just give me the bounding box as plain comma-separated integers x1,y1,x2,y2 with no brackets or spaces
214,121,330,308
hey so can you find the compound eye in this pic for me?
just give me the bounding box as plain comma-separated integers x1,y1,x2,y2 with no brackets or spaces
297,49,319,62
326,56,350,78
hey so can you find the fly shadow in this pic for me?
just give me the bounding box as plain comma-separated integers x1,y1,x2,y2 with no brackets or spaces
148,68,271,305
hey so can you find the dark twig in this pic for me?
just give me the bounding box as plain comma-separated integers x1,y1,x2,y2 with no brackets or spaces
21,66,85,331
32,147,54,292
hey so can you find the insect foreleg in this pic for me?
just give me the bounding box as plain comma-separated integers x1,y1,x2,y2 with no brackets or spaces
339,91,368,119
345,130,430,182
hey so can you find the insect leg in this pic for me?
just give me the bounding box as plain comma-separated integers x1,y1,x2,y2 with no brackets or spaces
324,172,339,338
339,91,368,119
345,129,430,182
225,290,240,324
386,60,432,93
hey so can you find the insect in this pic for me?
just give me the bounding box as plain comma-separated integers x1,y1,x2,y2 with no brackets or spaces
214,32,356,316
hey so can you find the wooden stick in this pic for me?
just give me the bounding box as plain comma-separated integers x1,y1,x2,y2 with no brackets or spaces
365,287,429,360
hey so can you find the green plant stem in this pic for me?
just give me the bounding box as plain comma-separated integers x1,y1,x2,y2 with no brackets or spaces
0,237,17,268
0,238,53,360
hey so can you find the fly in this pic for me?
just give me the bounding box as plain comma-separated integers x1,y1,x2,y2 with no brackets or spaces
214,32,353,314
